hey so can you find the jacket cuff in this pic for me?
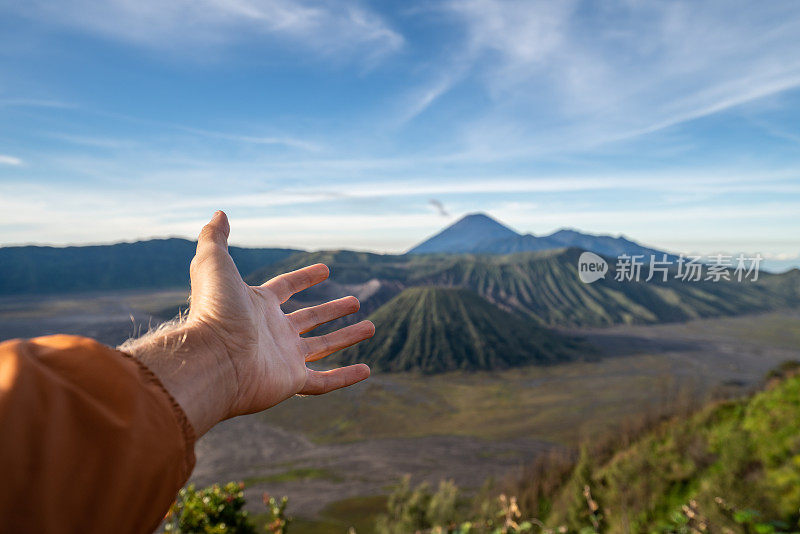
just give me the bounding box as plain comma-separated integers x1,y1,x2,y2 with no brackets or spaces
118,350,197,480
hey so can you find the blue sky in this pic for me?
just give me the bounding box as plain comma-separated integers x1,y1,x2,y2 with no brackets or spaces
1,1,799,269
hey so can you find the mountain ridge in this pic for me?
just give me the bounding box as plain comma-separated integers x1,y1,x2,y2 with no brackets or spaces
407,213,519,254
0,238,299,295
245,247,800,330
408,212,675,259
335,286,589,373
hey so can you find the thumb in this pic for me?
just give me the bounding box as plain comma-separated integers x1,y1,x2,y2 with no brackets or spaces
196,210,230,256
190,211,236,303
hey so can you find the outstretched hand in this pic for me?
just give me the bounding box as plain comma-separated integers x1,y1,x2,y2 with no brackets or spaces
125,211,373,436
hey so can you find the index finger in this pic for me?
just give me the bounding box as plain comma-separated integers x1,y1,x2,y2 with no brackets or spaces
262,263,329,303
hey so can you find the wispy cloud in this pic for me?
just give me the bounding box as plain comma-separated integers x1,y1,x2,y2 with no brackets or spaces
395,65,469,125
2,179,798,255
6,0,403,62
453,0,574,63
394,1,573,126
45,133,139,149
0,155,23,166
1,0,799,263
433,0,800,153
38,109,324,153
175,126,323,152
0,98,75,109
179,171,779,204
397,75,456,125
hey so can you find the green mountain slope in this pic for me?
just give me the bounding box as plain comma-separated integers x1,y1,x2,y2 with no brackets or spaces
411,248,796,326
335,287,589,373
246,249,410,286
251,248,799,328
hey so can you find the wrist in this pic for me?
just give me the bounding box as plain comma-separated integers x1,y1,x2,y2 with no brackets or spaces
123,319,237,437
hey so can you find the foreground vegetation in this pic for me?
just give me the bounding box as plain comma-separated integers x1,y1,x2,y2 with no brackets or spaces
164,482,291,534
167,363,800,533
377,362,800,533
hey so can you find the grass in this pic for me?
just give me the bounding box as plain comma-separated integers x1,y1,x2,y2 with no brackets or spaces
367,366,800,533
262,354,710,445
243,467,342,486
250,495,387,534
540,367,800,531
261,311,800,447
694,313,800,348
289,495,388,534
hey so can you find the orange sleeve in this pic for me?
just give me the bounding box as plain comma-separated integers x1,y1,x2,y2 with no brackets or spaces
0,335,196,534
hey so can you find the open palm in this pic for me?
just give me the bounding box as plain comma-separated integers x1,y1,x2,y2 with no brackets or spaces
187,211,373,419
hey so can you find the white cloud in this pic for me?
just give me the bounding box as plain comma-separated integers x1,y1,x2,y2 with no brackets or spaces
435,0,800,153
0,154,23,166
2,180,798,256
5,0,403,62
397,72,462,125
454,0,574,63
2,0,800,261
1,167,798,259
393,1,574,125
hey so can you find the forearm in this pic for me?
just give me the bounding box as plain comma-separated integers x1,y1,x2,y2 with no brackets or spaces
121,319,236,437
0,336,196,533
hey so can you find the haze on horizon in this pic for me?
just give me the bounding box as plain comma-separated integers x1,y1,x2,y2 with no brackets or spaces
1,1,799,269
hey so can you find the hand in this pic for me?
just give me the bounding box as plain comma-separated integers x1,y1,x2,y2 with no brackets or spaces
124,211,373,436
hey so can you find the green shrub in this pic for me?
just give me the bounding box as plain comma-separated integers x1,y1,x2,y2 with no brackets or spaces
164,482,291,534
165,482,255,534
375,476,558,533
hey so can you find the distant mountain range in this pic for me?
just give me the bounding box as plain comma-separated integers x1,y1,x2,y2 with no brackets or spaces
408,213,675,259
2,215,798,374
248,248,800,330
0,238,298,295
245,247,798,372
